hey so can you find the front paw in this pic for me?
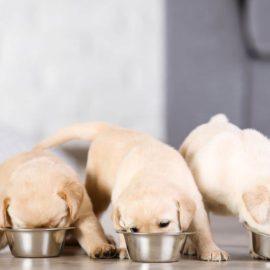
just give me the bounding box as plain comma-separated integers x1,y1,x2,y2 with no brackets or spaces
181,237,197,256
89,243,117,259
198,245,229,262
118,248,128,260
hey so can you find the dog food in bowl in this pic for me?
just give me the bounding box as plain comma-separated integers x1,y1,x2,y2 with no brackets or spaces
117,230,195,263
0,227,75,258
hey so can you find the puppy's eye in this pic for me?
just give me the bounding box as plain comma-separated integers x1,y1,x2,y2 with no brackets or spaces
159,220,171,228
130,227,139,233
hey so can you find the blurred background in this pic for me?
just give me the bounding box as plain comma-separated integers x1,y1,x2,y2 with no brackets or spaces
1,0,269,247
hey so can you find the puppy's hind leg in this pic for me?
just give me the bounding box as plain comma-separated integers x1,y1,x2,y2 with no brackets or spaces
190,201,229,262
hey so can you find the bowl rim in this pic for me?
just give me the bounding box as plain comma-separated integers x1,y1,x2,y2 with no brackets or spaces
0,227,76,232
242,222,270,237
116,230,195,236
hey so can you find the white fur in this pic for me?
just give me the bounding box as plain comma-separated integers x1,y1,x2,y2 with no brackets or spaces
180,114,270,235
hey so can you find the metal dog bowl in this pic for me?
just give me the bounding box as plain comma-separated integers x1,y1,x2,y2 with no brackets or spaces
0,227,75,258
243,222,270,259
117,231,194,262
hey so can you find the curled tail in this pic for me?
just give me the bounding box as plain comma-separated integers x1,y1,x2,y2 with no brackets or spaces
209,114,229,124
35,122,115,150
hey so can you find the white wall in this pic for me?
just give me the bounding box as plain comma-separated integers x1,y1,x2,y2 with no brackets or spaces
0,0,165,140
0,0,165,241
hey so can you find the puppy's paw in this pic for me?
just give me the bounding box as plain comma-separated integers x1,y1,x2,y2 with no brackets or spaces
198,246,229,262
181,238,197,256
89,243,117,259
118,248,128,260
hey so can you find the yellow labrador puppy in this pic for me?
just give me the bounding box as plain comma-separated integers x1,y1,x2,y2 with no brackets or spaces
0,150,116,258
180,114,270,258
36,123,228,261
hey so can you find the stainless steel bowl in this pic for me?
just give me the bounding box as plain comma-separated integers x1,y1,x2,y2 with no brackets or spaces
0,227,75,258
117,231,194,262
243,222,270,260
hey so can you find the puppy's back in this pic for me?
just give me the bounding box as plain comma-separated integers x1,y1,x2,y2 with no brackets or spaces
180,114,239,163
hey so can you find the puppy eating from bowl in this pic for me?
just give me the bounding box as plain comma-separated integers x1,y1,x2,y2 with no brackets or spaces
0,150,116,258
35,122,228,261
180,114,270,258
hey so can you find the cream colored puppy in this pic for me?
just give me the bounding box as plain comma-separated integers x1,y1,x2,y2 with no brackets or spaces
36,123,228,261
180,114,270,257
0,150,116,258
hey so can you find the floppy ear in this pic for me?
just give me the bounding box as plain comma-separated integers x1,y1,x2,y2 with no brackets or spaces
242,185,270,224
0,198,11,227
177,196,196,231
112,206,123,230
58,181,84,221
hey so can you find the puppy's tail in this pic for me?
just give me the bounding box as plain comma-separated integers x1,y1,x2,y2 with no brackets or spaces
209,114,229,124
34,122,115,150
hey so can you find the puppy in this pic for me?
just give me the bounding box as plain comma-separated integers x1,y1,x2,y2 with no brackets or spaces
35,122,228,261
0,150,116,258
180,114,270,257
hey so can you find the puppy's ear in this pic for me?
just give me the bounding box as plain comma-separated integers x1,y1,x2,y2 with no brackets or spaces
177,196,196,231
112,206,122,230
0,198,11,227
58,181,84,221
242,185,270,224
